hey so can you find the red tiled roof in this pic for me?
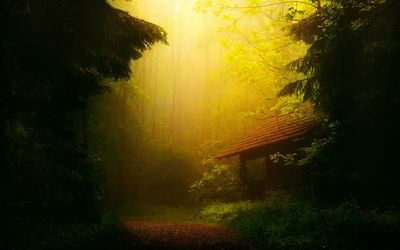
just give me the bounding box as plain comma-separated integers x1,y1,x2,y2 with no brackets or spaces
217,109,317,159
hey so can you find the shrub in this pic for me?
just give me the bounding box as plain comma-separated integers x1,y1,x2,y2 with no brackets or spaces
201,200,400,250
189,159,243,202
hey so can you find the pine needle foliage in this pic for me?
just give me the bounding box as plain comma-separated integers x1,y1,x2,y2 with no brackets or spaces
279,0,400,206
0,0,167,227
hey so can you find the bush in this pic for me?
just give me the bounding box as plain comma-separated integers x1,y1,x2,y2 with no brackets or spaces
189,159,243,202
201,200,400,249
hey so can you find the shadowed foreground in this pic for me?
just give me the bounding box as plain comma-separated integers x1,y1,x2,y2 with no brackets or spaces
123,221,251,249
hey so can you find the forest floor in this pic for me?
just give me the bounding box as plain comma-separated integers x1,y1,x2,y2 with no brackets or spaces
123,220,252,249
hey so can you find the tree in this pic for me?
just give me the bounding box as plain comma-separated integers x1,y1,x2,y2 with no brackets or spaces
280,0,400,206
0,0,167,223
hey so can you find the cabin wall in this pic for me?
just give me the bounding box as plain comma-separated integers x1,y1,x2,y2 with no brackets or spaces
239,136,314,199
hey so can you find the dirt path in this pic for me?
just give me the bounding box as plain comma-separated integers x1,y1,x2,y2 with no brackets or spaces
123,220,252,249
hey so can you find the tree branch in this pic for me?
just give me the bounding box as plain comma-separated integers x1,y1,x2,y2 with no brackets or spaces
218,1,318,10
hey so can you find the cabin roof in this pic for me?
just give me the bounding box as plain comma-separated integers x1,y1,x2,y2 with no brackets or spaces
217,109,317,159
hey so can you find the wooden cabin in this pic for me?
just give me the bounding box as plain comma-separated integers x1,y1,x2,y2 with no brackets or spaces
217,109,317,199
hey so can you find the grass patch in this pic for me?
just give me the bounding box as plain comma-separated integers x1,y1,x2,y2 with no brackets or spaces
201,200,400,249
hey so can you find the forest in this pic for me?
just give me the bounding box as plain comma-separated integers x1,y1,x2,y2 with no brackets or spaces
1,0,400,249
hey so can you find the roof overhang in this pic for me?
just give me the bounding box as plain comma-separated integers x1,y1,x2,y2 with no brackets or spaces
217,109,317,160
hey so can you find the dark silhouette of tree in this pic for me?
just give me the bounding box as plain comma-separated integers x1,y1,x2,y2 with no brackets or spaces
0,0,167,228
280,0,400,206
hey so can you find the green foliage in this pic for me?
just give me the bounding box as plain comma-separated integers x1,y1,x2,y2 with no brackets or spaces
279,0,400,206
0,0,166,248
0,0,166,214
89,78,200,206
270,121,337,167
200,201,260,224
201,199,400,250
87,79,145,208
194,0,310,124
282,0,400,119
189,159,243,202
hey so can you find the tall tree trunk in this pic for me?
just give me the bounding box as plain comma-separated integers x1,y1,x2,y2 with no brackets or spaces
152,47,160,138
201,15,210,142
169,3,183,142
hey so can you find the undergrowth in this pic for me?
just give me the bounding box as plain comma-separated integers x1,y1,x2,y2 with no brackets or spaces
201,199,400,250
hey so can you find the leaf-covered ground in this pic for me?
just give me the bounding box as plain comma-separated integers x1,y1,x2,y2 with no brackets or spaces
123,220,251,249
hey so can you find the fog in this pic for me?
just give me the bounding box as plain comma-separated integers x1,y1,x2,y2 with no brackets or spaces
4,1,400,248
80,0,312,207
111,0,308,150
